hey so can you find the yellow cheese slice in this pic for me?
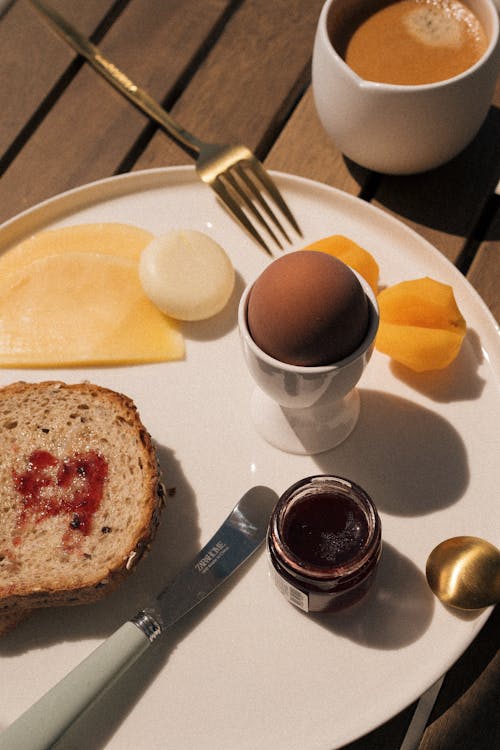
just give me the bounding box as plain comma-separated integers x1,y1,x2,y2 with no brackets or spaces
0,223,153,277
0,252,184,367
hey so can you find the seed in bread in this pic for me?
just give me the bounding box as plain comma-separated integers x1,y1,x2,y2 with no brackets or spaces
0,381,164,616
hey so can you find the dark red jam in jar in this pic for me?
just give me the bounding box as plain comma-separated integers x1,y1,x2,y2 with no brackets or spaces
267,475,382,613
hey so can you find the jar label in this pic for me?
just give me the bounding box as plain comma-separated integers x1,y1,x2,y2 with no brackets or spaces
271,566,309,612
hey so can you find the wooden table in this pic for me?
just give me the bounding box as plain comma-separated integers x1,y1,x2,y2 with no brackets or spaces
1,1,498,748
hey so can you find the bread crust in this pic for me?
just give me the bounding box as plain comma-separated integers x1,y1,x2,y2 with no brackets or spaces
0,381,164,618
0,608,31,636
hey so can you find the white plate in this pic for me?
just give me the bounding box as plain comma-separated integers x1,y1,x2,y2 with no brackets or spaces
0,167,498,750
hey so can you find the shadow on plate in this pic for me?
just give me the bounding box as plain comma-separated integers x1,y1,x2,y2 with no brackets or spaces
314,389,469,517
0,443,269,747
386,328,487,404
180,271,245,342
0,443,200,655
308,542,435,650
47,546,265,750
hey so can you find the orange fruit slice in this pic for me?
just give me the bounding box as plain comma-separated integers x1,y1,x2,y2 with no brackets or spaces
376,277,466,371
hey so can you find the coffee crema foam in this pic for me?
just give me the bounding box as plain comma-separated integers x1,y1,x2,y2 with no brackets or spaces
344,0,488,85
406,1,483,47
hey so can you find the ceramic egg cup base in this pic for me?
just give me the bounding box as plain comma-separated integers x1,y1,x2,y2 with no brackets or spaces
250,385,360,455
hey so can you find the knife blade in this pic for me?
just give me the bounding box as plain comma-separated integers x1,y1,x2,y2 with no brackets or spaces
399,675,445,750
0,485,278,750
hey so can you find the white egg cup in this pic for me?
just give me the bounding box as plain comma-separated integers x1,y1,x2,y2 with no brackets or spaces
238,270,379,455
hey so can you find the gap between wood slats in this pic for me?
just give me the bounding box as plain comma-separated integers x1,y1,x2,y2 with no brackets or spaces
0,0,244,179
0,0,131,177
256,61,312,164
115,0,245,174
456,192,500,275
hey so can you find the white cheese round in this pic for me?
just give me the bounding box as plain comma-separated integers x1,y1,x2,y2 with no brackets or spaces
139,230,235,321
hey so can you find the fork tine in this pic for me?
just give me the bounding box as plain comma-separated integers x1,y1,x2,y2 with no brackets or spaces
210,178,273,255
235,164,290,244
224,169,284,249
249,159,302,237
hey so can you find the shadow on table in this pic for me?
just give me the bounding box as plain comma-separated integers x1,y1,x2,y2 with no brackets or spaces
346,104,500,240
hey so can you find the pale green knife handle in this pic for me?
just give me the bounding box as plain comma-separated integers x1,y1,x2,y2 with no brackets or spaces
0,620,153,750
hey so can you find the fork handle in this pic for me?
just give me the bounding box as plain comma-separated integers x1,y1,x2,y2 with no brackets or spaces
30,0,204,156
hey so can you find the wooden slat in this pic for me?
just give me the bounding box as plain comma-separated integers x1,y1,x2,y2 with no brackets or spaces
422,653,500,750
0,0,116,155
466,200,500,324
0,0,232,224
336,704,417,750
132,0,325,171
420,608,500,750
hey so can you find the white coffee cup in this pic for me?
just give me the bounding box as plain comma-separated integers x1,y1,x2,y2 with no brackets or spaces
312,0,500,174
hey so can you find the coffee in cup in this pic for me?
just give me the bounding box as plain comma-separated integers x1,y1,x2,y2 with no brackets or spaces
342,0,488,85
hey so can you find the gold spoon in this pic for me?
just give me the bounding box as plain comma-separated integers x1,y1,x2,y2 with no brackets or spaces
426,536,500,610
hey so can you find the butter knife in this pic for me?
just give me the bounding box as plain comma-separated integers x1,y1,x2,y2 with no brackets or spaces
399,675,445,750
0,485,278,750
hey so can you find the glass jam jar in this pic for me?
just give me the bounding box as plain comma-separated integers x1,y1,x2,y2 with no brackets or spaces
267,475,382,613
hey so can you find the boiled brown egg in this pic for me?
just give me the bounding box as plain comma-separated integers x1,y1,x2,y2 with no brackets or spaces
246,250,369,366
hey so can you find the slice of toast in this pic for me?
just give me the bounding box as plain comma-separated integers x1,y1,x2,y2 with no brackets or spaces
0,381,164,620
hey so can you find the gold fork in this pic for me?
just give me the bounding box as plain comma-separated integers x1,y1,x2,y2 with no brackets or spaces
30,0,301,255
